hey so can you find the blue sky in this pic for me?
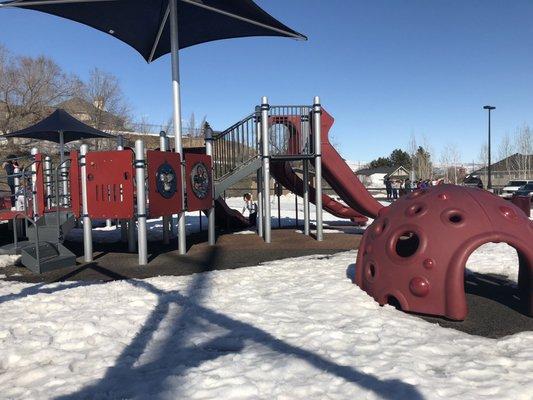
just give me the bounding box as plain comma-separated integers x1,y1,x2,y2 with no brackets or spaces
1,0,533,163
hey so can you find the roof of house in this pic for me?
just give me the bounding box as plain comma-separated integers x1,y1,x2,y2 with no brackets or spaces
356,165,409,177
473,153,533,174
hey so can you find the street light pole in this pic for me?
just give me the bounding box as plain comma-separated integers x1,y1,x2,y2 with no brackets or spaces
483,105,496,190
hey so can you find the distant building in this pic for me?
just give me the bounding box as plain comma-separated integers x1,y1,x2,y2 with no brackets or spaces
471,153,533,187
57,97,127,131
356,165,410,188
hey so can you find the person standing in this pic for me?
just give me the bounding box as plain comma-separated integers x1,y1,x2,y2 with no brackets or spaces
242,192,258,226
404,178,412,193
2,158,15,207
385,177,392,200
392,180,399,200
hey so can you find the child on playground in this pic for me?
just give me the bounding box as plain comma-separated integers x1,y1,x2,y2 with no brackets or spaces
242,192,258,226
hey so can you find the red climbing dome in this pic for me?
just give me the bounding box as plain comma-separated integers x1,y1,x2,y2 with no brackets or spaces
354,184,533,320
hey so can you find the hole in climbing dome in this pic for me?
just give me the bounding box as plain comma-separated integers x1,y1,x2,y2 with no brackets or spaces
395,231,420,258
449,213,463,224
387,295,402,310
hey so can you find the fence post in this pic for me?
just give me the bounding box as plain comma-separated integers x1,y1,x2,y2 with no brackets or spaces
135,140,148,265
160,131,171,245
204,124,216,246
80,144,93,262
260,96,271,243
313,96,323,241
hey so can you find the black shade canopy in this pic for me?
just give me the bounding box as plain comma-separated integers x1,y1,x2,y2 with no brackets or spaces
5,109,113,143
0,0,307,62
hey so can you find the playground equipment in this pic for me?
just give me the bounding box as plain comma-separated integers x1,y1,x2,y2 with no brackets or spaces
1,96,381,273
354,184,533,320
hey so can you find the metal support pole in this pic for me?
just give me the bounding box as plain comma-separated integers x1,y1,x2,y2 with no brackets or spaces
160,131,170,245
313,96,324,241
135,140,148,266
59,131,69,207
116,135,128,242
204,125,216,245
30,147,39,218
260,96,271,243
80,144,93,262
303,159,310,236
170,0,186,255
487,110,492,190
256,168,263,238
44,156,52,209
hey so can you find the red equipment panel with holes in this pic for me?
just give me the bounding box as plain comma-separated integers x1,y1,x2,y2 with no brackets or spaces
185,153,213,212
69,150,81,218
147,150,183,217
85,150,134,219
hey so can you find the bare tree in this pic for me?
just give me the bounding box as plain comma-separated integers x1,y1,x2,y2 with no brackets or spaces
0,51,79,134
515,125,532,179
80,68,130,132
498,132,516,179
185,112,207,137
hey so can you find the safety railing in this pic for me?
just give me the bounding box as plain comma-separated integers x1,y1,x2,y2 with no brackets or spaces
212,111,260,181
268,105,312,157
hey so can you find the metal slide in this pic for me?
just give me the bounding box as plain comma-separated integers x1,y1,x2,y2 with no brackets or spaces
270,161,368,225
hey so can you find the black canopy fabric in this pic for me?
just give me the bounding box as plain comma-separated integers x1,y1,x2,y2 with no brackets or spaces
5,109,113,143
0,0,307,62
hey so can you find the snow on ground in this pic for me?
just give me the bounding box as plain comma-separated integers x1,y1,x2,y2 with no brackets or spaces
0,254,20,269
0,251,532,399
466,243,520,283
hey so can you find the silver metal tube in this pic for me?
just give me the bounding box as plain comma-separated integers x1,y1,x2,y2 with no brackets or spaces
313,96,323,241
116,135,128,242
303,159,310,236
256,168,263,238
159,131,170,245
170,0,187,255
135,140,148,266
260,96,271,243
80,144,93,262
30,147,39,218
204,126,216,245
44,156,52,209
59,131,69,207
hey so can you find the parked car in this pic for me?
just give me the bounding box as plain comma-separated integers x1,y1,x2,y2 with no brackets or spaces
501,180,533,198
462,175,483,189
514,183,533,198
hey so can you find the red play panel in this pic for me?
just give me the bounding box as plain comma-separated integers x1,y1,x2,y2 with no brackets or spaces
147,150,183,217
85,150,135,219
185,153,212,212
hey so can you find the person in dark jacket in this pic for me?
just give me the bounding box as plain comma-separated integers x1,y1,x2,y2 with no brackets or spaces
2,159,16,207
385,178,392,200
404,178,412,193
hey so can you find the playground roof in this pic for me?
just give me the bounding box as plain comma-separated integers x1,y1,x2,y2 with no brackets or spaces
5,109,113,143
0,0,307,63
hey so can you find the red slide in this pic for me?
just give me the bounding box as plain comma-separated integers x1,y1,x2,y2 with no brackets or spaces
271,161,368,225
214,198,251,231
316,110,384,219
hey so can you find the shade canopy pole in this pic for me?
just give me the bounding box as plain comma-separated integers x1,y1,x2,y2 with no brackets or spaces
170,0,186,255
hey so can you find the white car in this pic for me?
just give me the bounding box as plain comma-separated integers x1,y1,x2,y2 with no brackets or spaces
501,180,533,198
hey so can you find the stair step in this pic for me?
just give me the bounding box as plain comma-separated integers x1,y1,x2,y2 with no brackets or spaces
21,242,76,274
